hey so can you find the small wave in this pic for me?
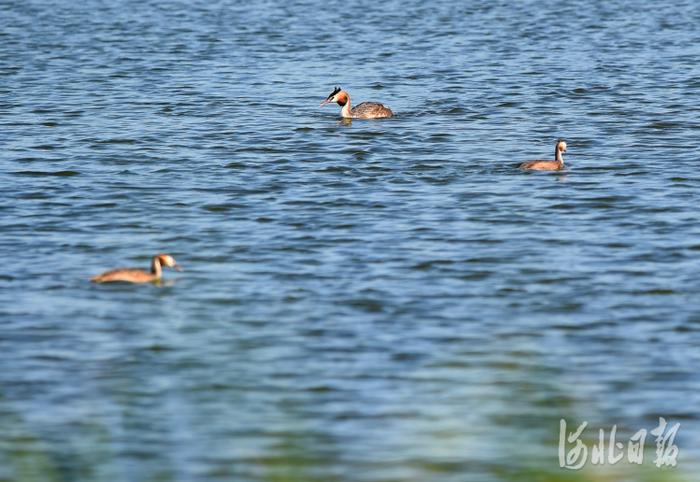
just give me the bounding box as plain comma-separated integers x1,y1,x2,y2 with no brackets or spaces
13,170,80,177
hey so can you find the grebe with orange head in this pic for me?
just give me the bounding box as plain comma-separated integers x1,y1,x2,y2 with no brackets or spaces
320,87,393,119
90,253,182,283
519,139,568,171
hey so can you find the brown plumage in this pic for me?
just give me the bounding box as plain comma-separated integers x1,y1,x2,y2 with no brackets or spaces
320,87,393,119
90,253,182,284
519,139,568,171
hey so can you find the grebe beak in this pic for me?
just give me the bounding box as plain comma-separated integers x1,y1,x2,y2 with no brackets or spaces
320,98,333,107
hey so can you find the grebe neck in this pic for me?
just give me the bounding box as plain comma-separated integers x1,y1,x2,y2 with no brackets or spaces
555,147,564,164
340,96,352,118
150,256,163,278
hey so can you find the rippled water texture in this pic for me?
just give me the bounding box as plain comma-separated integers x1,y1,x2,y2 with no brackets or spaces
2,0,700,481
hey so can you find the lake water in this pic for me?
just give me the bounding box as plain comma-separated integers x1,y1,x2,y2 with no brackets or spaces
1,0,699,481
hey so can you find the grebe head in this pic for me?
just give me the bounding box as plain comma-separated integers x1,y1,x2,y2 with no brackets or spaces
320,87,348,107
156,254,183,271
557,139,567,153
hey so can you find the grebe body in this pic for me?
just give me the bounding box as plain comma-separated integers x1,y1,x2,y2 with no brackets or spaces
90,254,182,284
320,87,393,119
519,139,567,171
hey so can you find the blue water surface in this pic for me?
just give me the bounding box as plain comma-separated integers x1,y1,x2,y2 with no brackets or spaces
1,1,700,481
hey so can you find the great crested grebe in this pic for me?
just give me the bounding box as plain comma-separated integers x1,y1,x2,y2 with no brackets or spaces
90,253,182,284
320,87,393,119
519,139,568,171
